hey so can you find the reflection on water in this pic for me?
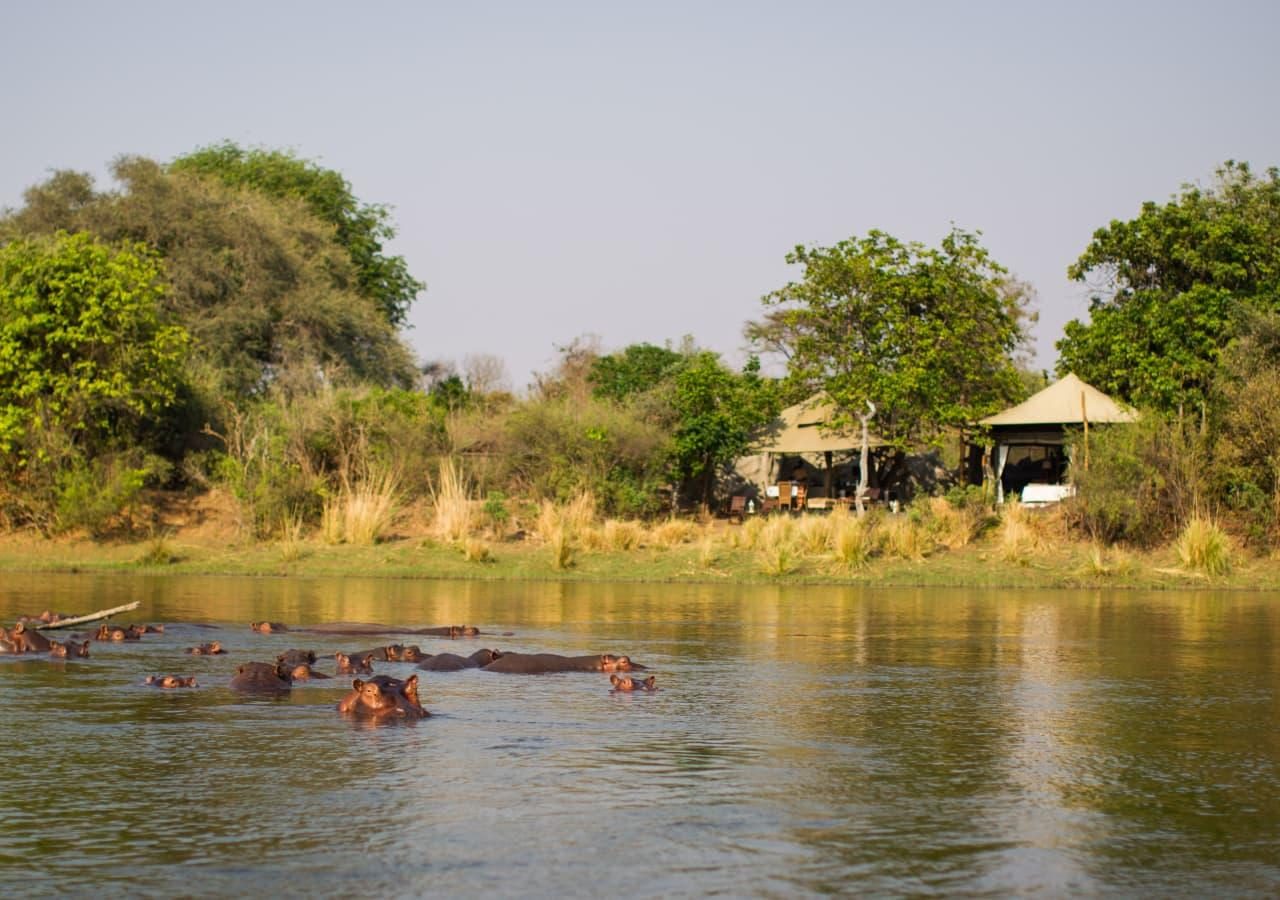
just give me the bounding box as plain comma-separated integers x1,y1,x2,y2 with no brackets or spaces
1,575,1278,896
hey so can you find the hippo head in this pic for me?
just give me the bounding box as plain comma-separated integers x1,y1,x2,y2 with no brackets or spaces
48,641,68,658
399,645,425,663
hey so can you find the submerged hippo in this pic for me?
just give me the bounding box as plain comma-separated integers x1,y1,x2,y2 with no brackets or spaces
337,674,427,719
416,648,503,672
335,652,375,675
229,662,293,693
251,621,288,633
48,639,91,659
286,663,331,681
185,641,226,655
276,649,317,668
145,675,199,689
609,674,658,692
481,653,645,675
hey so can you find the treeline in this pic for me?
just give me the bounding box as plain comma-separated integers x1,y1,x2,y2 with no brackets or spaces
2,148,1279,554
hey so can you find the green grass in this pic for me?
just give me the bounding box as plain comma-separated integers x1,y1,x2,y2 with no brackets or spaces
5,525,1280,590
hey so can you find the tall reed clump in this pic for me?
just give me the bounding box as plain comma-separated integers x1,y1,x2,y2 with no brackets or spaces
997,501,1048,563
649,517,700,548
341,466,402,545
1078,542,1134,579
728,515,768,550
926,496,986,550
429,458,474,544
883,513,930,561
1175,515,1232,577
797,514,833,555
278,510,307,562
756,516,798,576
830,511,876,570
593,519,643,552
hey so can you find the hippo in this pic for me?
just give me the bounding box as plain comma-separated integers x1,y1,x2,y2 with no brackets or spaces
337,674,427,719
610,674,658,692
49,639,91,659
481,653,645,675
95,623,138,642
413,625,481,638
251,621,288,633
416,648,503,672
276,649,317,667
229,662,293,693
145,675,199,689
335,652,375,675
185,641,226,655
9,622,52,653
286,664,331,681
354,644,405,662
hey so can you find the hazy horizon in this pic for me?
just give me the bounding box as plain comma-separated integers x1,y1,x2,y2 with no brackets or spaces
5,1,1278,391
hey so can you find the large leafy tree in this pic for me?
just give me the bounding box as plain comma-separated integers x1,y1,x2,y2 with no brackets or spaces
171,142,423,327
588,342,685,403
752,227,1032,485
1057,161,1280,414
2,157,417,400
668,352,779,505
0,232,189,457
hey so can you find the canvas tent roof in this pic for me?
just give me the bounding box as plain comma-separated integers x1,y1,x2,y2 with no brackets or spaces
979,373,1136,427
751,393,885,454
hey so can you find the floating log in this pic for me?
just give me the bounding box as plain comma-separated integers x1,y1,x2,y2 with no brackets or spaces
32,601,142,630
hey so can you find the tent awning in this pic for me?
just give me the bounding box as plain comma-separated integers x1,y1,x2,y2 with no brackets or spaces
751,393,885,454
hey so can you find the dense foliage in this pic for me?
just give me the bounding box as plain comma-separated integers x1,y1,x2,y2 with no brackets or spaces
171,142,423,328
1057,162,1280,414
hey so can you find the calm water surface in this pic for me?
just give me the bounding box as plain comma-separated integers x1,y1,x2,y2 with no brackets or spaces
1,575,1277,897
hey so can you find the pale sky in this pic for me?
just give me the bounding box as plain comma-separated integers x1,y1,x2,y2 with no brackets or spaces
4,1,1278,390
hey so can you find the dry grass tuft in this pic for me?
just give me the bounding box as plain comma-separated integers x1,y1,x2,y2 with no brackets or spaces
547,524,576,570
1175,515,1232,577
649,518,700,548
462,537,493,563
429,459,474,544
883,514,930,560
1078,542,1135,579
278,511,307,562
997,502,1051,563
926,496,986,550
831,513,876,570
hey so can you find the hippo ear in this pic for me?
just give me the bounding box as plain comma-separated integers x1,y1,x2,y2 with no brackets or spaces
352,679,364,690
405,674,418,688
610,674,621,686
644,677,656,689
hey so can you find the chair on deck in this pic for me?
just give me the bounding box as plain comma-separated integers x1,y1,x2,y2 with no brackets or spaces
727,495,747,523
776,480,793,512
794,484,808,511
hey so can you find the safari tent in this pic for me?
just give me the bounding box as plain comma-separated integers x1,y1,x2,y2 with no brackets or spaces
745,393,885,502
978,373,1137,503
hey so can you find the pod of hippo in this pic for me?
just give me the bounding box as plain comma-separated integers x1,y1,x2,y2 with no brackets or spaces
5,616,657,717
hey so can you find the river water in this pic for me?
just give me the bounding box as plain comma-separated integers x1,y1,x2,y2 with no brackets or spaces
0,574,1277,897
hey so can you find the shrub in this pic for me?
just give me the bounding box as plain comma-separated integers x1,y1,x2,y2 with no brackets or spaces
1065,414,1206,546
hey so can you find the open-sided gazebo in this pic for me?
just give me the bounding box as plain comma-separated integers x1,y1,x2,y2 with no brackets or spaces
979,373,1136,503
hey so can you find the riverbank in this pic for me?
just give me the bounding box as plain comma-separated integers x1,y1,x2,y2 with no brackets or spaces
2,515,1276,590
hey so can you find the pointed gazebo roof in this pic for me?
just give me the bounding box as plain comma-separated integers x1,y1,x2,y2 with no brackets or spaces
979,373,1137,427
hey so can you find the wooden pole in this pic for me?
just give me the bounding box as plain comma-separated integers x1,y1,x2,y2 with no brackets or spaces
1081,391,1090,472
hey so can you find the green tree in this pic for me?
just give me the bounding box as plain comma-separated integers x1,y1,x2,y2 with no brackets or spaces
752,227,1032,486
588,341,685,402
2,157,417,400
0,232,189,457
669,353,779,506
1057,161,1280,415
171,142,424,327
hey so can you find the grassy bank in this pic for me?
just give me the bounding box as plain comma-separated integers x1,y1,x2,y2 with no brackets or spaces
1,499,1276,591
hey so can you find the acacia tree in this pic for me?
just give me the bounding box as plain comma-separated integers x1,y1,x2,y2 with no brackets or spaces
1057,161,1280,415
751,228,1032,487
171,142,424,327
